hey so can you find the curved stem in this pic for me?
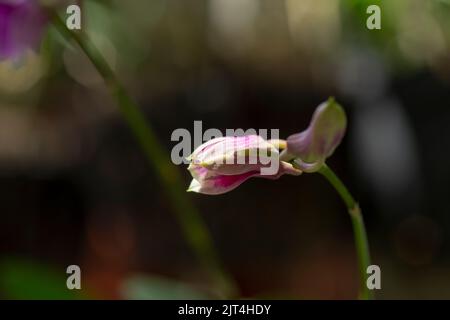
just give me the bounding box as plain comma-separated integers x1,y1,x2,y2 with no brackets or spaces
318,164,373,300
50,13,236,298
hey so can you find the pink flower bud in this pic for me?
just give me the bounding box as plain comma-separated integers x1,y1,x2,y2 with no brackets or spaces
187,136,301,195
286,98,347,172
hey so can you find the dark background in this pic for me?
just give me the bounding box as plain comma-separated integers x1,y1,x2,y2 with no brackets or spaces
0,0,450,299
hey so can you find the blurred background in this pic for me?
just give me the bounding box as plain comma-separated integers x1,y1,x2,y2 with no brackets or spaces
1,0,450,299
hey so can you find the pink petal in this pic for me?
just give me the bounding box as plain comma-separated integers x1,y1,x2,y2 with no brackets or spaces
188,170,259,195
189,135,279,176
187,161,301,195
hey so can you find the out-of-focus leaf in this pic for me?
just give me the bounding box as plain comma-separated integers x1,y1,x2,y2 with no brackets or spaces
0,258,84,300
121,275,210,300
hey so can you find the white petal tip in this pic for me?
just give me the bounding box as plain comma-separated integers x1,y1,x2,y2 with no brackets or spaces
187,179,201,193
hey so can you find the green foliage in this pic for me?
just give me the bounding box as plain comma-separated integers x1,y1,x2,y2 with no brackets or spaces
0,258,84,300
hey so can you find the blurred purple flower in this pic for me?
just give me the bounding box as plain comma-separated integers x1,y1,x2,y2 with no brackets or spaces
0,0,48,60
286,98,347,172
187,135,301,195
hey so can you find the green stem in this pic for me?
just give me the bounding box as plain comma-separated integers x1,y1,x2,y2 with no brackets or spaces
51,13,236,298
318,164,373,300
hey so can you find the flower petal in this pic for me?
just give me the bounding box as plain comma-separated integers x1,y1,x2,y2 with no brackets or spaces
187,171,259,195
189,135,279,176
187,161,301,195
187,136,228,162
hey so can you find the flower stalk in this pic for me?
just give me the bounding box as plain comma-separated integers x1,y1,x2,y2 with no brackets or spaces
318,164,373,300
50,12,236,298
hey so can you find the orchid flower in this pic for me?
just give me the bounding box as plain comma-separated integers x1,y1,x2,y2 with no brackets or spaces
186,98,346,195
187,135,301,195
0,0,49,60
